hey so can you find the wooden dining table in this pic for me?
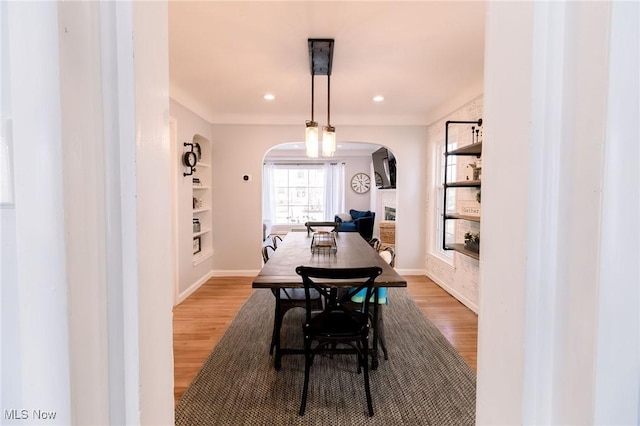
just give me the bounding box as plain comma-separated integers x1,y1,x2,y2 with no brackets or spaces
253,231,407,369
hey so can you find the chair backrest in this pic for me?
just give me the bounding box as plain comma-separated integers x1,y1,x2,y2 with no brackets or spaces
379,246,396,268
295,266,383,322
355,215,375,240
272,235,283,249
368,238,381,252
262,244,275,263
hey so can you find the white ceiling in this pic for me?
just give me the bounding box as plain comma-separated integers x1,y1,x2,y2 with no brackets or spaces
169,1,486,127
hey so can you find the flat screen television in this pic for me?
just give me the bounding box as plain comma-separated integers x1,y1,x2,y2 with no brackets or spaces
372,147,396,189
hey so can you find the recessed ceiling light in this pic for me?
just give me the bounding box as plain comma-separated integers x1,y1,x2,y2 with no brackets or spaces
263,93,275,101
373,95,384,102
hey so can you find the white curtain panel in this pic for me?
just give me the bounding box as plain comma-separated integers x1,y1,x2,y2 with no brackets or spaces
323,162,345,221
262,163,276,223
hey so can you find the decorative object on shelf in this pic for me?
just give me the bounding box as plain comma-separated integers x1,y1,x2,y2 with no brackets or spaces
471,126,483,144
467,160,482,180
476,190,481,203
193,237,201,255
192,197,202,209
193,218,201,233
305,39,336,158
183,142,198,176
192,177,201,186
194,142,202,161
463,232,480,253
465,161,482,181
460,202,481,216
350,172,371,194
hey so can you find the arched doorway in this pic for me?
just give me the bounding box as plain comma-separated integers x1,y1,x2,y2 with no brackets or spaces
261,142,398,255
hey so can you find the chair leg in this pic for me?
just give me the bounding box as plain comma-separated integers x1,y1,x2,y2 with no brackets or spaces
371,304,380,370
273,298,286,370
269,316,277,355
269,292,281,355
377,308,389,360
299,336,312,416
362,334,374,416
355,341,362,374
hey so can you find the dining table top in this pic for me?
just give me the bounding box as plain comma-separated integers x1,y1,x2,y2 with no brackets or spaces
252,231,407,289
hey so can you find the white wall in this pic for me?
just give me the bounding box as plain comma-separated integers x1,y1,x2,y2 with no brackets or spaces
170,99,214,297
210,124,427,275
130,2,174,424
424,96,483,313
344,155,374,213
476,4,532,422
593,2,639,422
2,3,72,423
2,2,174,425
58,2,111,422
477,1,639,424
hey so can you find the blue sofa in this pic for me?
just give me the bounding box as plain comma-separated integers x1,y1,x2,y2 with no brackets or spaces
334,209,375,240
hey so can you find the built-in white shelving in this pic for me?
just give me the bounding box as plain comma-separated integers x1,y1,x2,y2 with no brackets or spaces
193,249,213,266
187,134,212,263
193,229,211,238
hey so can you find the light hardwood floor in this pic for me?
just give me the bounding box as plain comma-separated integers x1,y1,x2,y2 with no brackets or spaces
173,275,478,402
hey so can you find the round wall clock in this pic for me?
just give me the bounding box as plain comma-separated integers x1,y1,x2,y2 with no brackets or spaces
183,151,197,168
351,173,371,194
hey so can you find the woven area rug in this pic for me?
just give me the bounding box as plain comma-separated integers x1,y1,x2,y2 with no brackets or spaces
175,288,476,425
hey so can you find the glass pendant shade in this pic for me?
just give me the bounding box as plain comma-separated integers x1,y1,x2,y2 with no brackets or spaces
305,120,319,158
322,126,336,157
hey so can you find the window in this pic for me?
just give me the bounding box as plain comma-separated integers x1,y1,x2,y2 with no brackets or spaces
273,165,325,224
435,141,457,260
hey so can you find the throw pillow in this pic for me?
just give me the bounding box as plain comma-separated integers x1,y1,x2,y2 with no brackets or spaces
349,209,371,220
335,213,353,222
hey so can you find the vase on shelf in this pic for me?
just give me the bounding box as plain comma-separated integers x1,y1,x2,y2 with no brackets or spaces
464,240,479,253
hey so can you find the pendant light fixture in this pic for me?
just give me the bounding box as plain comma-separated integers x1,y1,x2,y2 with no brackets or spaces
305,72,319,158
322,72,336,157
305,39,335,158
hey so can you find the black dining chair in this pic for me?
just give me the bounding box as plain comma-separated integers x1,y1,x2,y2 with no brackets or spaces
261,244,275,263
372,246,396,360
272,234,283,249
368,237,381,252
346,245,394,364
263,241,322,363
295,266,383,417
379,246,396,267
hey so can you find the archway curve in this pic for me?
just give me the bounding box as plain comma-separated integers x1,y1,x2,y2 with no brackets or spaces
261,141,399,256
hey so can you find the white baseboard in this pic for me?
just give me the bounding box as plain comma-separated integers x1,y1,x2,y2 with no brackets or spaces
396,269,427,276
175,270,214,305
426,271,478,314
211,269,261,277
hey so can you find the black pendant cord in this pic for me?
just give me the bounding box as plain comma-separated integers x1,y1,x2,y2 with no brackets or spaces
310,48,315,122
311,73,315,122
327,74,331,126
